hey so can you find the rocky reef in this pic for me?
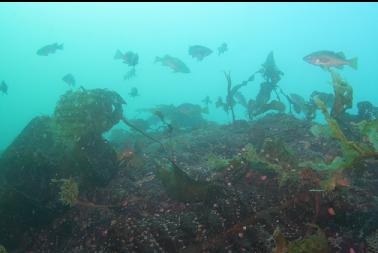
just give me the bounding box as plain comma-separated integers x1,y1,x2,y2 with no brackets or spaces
0,67,378,253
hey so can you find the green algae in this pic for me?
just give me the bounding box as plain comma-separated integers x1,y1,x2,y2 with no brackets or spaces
206,153,230,171
273,226,329,253
51,177,79,207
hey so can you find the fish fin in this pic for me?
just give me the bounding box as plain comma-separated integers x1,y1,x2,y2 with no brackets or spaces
114,50,123,60
154,56,162,63
248,74,255,82
348,57,358,70
335,65,344,69
336,51,346,59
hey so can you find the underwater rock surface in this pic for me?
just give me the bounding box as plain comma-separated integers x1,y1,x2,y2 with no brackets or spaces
0,89,124,249
0,109,375,253
1,69,378,252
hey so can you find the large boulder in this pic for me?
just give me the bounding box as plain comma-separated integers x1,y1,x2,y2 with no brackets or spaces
0,88,125,249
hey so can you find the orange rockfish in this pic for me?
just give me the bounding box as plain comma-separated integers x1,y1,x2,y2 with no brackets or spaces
303,50,358,70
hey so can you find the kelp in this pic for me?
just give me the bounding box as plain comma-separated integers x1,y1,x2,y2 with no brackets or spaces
288,91,334,121
247,52,287,118
302,97,362,172
256,82,276,106
356,120,378,150
257,51,284,85
314,96,365,158
206,153,230,171
289,93,318,120
234,91,248,108
328,69,353,118
310,91,334,109
217,71,255,123
216,51,287,120
250,99,286,117
156,160,218,202
215,96,228,113
303,96,378,191
123,113,220,203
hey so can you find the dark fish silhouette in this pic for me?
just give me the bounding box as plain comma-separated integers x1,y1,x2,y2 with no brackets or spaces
124,68,136,80
155,55,190,73
114,50,139,67
37,43,63,56
289,93,307,114
303,50,358,70
0,81,8,94
129,87,139,98
202,96,212,106
217,43,228,55
153,110,165,122
62,73,76,87
188,45,213,61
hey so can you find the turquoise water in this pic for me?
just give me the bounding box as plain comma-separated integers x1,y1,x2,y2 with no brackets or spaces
1,2,378,150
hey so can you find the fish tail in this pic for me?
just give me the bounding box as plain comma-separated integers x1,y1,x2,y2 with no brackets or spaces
57,43,64,50
114,49,123,60
348,57,358,70
154,56,162,63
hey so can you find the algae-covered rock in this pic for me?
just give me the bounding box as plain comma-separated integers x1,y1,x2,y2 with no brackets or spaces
53,88,125,138
273,226,329,253
287,229,329,253
0,88,124,249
